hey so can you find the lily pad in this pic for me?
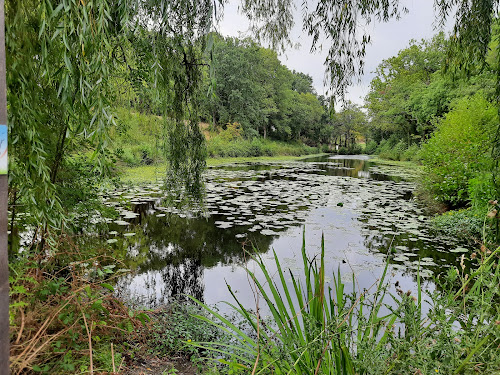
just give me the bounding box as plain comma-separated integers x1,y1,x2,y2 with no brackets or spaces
450,247,469,253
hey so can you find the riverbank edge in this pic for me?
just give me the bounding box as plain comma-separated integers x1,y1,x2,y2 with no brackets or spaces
367,156,423,170
119,153,330,184
371,154,495,243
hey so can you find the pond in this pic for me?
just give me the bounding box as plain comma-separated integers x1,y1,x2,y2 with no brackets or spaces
97,155,468,311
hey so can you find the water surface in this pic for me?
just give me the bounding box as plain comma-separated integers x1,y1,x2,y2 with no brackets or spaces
100,155,466,310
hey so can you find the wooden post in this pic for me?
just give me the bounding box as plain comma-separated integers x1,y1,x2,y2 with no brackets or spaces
0,0,9,373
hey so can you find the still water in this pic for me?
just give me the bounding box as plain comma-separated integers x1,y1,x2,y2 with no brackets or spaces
101,155,467,310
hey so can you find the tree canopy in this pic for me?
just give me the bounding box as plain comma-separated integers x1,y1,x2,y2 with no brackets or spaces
365,32,496,145
198,35,328,143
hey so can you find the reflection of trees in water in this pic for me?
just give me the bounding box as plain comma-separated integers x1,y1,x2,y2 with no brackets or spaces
360,228,461,287
149,257,204,306
362,232,386,252
133,213,274,270
117,212,275,308
160,258,204,303
117,257,204,308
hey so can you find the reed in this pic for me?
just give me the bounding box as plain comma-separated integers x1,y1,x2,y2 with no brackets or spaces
189,233,397,374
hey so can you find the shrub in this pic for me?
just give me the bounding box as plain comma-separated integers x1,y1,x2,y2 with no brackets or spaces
420,93,497,207
364,140,378,154
379,140,406,160
431,208,486,243
400,144,421,162
338,144,363,155
110,108,166,165
468,173,497,210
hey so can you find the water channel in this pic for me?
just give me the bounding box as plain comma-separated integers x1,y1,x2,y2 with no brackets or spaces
96,155,469,311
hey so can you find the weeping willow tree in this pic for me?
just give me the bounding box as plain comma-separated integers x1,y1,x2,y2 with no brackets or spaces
7,0,500,242
7,0,222,241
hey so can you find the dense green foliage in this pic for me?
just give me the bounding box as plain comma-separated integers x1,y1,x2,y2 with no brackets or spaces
365,33,496,147
192,238,500,374
198,35,330,144
6,0,224,236
11,0,500,236
364,29,499,212
111,108,166,166
207,135,320,158
420,93,498,206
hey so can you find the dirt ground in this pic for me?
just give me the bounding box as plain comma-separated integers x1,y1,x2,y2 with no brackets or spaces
123,356,197,375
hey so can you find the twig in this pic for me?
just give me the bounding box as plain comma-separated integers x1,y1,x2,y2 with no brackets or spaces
111,342,116,373
118,357,125,373
79,304,94,374
15,308,25,345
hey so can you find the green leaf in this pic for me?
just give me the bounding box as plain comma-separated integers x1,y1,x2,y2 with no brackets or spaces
100,283,114,292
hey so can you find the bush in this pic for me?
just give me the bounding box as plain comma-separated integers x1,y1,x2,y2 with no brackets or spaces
379,140,406,160
431,208,487,243
420,93,497,207
468,173,497,210
145,301,225,357
400,144,421,162
320,144,331,153
364,140,378,154
338,144,363,155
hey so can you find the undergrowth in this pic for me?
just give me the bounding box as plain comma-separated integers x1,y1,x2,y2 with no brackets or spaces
9,238,150,374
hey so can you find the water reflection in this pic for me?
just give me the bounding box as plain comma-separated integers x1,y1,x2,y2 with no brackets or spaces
104,155,464,309
215,155,399,181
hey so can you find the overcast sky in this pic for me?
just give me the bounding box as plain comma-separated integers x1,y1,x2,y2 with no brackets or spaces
217,0,454,106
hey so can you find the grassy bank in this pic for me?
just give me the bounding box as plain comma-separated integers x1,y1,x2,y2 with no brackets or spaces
110,108,326,166
206,135,322,158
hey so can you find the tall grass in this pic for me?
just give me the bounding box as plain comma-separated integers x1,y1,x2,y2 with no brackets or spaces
189,235,500,374
189,234,395,374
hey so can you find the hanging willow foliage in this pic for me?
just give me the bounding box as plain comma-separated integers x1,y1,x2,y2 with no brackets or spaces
6,0,222,236
7,0,131,232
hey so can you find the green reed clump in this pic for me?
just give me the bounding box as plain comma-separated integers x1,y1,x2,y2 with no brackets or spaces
189,235,500,375
189,234,395,374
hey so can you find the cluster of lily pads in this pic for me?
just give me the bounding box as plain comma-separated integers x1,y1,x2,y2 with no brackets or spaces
99,158,467,278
